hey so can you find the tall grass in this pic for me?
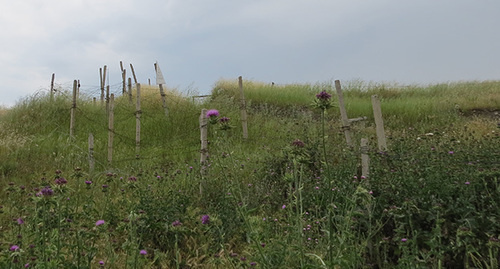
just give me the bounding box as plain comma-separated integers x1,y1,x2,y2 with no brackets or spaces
0,79,498,268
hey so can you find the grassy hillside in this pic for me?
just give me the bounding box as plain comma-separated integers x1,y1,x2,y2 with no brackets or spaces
0,79,498,268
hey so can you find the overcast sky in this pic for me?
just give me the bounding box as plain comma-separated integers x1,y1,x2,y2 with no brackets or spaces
1,0,499,106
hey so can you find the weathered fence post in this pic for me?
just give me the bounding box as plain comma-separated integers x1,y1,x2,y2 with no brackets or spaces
108,94,115,165
239,76,248,139
100,65,107,104
50,73,55,101
335,80,353,147
135,83,141,158
130,63,138,84
128,77,133,104
361,138,370,178
200,109,208,193
371,95,387,151
159,84,169,116
88,133,95,173
106,85,110,116
69,80,77,138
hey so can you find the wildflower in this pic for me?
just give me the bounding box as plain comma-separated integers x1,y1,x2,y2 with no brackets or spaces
95,220,105,226
85,180,92,185
401,238,408,242
16,218,24,225
206,109,220,118
41,186,54,196
206,109,220,124
291,139,305,148
219,116,231,130
172,220,182,227
448,151,454,154
201,214,210,224
99,261,104,266
250,262,257,267
314,90,333,110
55,178,68,185
25,263,30,268
465,181,470,185
139,249,147,255
316,91,332,100
282,204,286,209
240,256,247,261
219,116,230,123
10,245,20,251
128,176,137,182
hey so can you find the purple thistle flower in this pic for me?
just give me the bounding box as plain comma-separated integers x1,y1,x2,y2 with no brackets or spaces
139,249,147,255
316,91,332,100
201,214,210,224
401,238,408,242
10,245,19,251
95,220,105,226
25,263,30,268
41,186,54,196
291,139,305,148
85,180,92,185
250,262,257,267
206,109,220,118
99,260,104,266
128,176,137,182
16,218,24,225
219,116,230,123
55,178,68,185
172,220,182,227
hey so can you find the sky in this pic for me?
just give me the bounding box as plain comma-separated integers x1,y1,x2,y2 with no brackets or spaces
1,0,499,107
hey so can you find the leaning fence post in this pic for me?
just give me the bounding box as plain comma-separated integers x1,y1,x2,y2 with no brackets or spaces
371,95,387,151
135,83,142,158
108,94,115,165
69,80,77,138
335,80,353,147
361,138,370,178
128,77,133,104
239,76,248,139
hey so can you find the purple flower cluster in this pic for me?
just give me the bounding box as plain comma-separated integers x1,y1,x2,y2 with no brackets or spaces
55,178,68,185
316,91,332,100
172,220,182,227
206,109,220,118
314,90,333,110
219,117,230,123
201,214,210,224
40,186,54,196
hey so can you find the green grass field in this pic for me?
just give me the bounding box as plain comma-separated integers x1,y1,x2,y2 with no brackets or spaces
0,79,499,268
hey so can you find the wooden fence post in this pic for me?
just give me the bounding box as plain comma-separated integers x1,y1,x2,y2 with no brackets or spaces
361,138,370,178
200,109,208,186
128,77,133,104
106,85,110,115
130,64,138,84
69,80,77,138
101,65,107,104
88,133,95,173
108,94,115,165
239,76,248,139
335,80,353,147
50,73,55,101
371,95,387,151
159,84,169,116
135,83,141,158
